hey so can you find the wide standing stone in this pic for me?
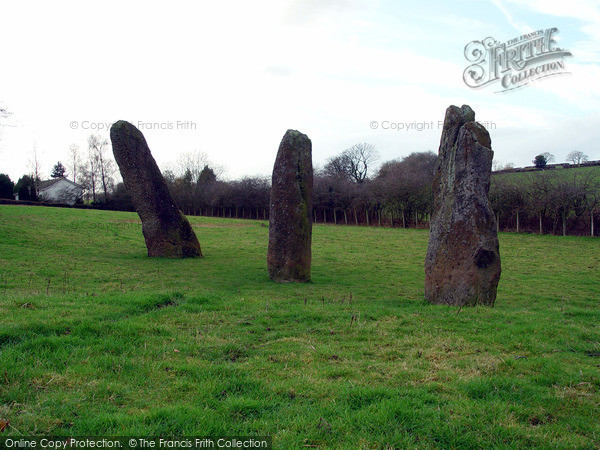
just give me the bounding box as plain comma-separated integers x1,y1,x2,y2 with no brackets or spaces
424,105,501,306
110,120,202,258
267,129,313,282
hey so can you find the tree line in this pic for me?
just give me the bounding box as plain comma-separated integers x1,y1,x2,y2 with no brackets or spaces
1,134,598,236
490,169,599,236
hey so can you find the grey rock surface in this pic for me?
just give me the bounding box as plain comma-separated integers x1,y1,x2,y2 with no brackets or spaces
424,105,501,306
110,120,202,258
267,129,313,282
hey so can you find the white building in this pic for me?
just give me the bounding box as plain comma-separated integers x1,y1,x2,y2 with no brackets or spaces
38,177,83,205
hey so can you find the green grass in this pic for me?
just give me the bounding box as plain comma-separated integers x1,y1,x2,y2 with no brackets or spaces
493,164,600,184
1,205,599,448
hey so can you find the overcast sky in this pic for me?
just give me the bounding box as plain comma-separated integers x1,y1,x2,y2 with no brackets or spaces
1,0,599,182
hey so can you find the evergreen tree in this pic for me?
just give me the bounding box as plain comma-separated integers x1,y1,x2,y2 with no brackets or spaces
0,173,14,199
14,175,38,201
51,161,67,178
533,154,547,169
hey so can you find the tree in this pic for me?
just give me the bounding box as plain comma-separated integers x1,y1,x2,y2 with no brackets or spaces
533,154,547,169
313,169,357,220
526,171,559,233
0,106,10,141
374,152,436,227
86,136,100,202
324,143,379,184
170,150,211,180
0,173,14,199
197,165,217,187
542,152,555,164
566,150,589,165
323,153,352,181
13,175,38,201
344,143,379,184
51,161,67,178
489,175,525,232
67,144,81,183
87,134,115,202
105,182,134,211
28,142,42,196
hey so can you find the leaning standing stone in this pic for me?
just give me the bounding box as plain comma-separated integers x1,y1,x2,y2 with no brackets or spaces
424,105,501,306
267,129,313,282
110,120,202,258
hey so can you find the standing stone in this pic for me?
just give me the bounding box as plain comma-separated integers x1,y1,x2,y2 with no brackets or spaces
267,130,313,282
110,120,202,258
424,105,501,306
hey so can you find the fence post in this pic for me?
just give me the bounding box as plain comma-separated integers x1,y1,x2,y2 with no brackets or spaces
354,209,358,226
344,210,348,225
334,209,337,224
366,210,370,227
516,210,520,233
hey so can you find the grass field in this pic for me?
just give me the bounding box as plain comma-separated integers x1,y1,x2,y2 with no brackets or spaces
1,205,599,448
493,164,600,184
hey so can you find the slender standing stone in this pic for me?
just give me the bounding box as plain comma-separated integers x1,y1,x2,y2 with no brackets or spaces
110,120,202,258
267,129,313,282
424,105,501,306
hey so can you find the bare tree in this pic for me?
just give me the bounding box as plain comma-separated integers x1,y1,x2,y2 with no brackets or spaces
526,170,559,234
541,152,555,164
27,142,42,196
0,105,13,146
344,143,379,184
170,150,210,180
0,106,11,146
87,135,105,202
574,168,600,236
374,152,436,227
489,175,525,232
566,150,589,165
323,153,352,180
87,134,115,202
0,106,10,125
67,144,81,184
324,143,379,184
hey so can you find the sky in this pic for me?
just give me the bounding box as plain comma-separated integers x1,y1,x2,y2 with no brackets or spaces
0,0,599,182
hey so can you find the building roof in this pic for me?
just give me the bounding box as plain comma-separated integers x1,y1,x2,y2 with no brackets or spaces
39,177,83,192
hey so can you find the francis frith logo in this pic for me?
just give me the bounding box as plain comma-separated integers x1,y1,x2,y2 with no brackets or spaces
463,27,572,92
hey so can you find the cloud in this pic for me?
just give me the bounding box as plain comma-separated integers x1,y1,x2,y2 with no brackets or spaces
490,0,534,34
499,0,600,61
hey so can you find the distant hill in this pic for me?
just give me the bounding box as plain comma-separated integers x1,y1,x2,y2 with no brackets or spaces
493,160,600,175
